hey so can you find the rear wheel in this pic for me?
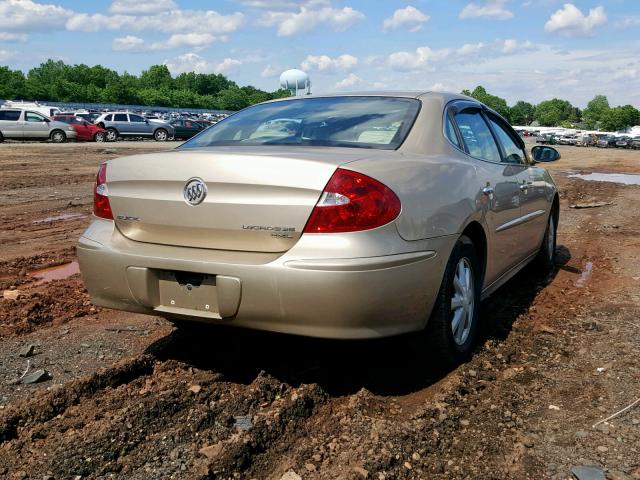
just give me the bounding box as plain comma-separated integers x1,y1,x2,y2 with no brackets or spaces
50,130,66,143
534,212,557,271
419,236,481,366
154,128,168,141
105,128,118,142
94,132,106,142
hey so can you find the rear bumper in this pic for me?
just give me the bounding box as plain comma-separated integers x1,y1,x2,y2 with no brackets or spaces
77,219,454,339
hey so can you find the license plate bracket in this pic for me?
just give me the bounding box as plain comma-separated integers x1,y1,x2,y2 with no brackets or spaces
157,270,218,314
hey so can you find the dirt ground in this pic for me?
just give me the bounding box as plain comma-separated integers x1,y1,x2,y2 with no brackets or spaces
0,141,639,480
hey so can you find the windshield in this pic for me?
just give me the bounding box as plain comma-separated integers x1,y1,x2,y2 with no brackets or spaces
180,96,420,150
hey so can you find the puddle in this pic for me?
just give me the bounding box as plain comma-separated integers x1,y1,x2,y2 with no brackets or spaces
576,262,593,288
29,261,80,285
567,172,640,186
33,213,87,224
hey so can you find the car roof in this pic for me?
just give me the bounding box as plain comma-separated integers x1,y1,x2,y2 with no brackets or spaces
264,90,472,104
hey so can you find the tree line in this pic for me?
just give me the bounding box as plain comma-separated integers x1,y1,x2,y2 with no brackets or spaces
1,60,638,130
0,60,289,111
462,86,640,131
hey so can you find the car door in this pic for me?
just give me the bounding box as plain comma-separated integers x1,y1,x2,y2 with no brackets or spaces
171,120,186,138
23,111,50,138
128,114,150,136
485,113,548,258
0,110,23,138
73,117,92,140
449,105,527,285
113,113,130,135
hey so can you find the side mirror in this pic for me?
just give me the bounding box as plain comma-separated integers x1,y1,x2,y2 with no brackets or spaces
531,146,561,163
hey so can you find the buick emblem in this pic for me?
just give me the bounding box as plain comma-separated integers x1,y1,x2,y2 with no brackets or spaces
183,177,207,206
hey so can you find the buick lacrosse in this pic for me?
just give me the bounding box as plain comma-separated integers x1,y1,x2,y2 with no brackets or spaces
78,92,559,363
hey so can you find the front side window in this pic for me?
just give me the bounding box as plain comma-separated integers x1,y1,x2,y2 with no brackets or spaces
181,96,421,151
0,110,21,121
487,115,525,164
25,112,46,122
114,114,128,122
129,114,145,123
454,110,501,163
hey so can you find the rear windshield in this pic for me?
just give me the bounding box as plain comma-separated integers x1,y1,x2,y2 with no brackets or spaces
180,96,420,150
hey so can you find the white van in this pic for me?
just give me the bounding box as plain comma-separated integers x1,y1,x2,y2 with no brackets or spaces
0,100,62,118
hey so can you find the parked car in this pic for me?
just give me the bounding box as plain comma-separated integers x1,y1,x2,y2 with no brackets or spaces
169,119,206,140
94,112,175,142
53,115,107,142
78,92,559,365
558,134,578,146
0,108,76,143
615,136,631,148
630,136,640,150
1,100,61,118
596,135,617,148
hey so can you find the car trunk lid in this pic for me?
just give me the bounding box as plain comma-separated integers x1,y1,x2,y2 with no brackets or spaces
106,146,376,252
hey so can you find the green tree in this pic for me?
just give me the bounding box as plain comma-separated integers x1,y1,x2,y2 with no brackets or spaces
463,86,511,121
509,101,535,125
582,95,610,128
139,65,172,90
600,105,640,131
534,99,578,126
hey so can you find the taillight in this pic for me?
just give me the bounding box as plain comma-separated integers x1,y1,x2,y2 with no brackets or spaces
93,163,113,220
304,168,401,233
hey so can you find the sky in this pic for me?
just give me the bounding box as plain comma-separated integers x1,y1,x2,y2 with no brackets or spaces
0,0,639,108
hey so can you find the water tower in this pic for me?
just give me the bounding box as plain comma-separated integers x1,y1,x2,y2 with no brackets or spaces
280,69,311,96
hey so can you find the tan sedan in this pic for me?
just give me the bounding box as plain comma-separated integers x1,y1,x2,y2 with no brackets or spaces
78,92,559,364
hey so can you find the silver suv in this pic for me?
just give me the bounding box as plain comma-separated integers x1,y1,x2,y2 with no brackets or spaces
95,112,175,142
0,109,77,143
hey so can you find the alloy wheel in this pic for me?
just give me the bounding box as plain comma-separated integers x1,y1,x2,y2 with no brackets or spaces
450,257,475,346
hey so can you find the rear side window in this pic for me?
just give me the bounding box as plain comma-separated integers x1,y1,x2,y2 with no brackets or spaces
487,115,525,164
454,110,501,163
104,114,113,121
114,114,128,122
445,115,461,149
57,117,70,124
0,110,21,121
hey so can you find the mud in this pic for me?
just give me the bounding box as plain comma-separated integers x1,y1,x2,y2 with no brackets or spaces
0,142,639,479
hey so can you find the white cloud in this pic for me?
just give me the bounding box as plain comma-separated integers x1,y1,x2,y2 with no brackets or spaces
66,10,244,35
112,33,221,52
112,35,145,51
388,43,485,71
544,4,607,36
0,32,28,41
459,0,513,20
0,49,16,61
164,52,242,75
259,5,364,36
108,0,177,15
301,54,358,73
0,0,72,31
614,16,640,29
335,73,362,89
261,64,283,78
429,82,452,92
383,6,430,32
500,38,536,54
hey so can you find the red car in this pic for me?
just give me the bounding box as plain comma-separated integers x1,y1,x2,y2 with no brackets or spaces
52,115,107,142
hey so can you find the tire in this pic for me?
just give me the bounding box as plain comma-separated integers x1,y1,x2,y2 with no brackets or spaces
50,130,66,143
94,132,106,143
105,128,118,142
534,212,557,271
0,132,4,143
420,236,481,366
154,128,168,142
